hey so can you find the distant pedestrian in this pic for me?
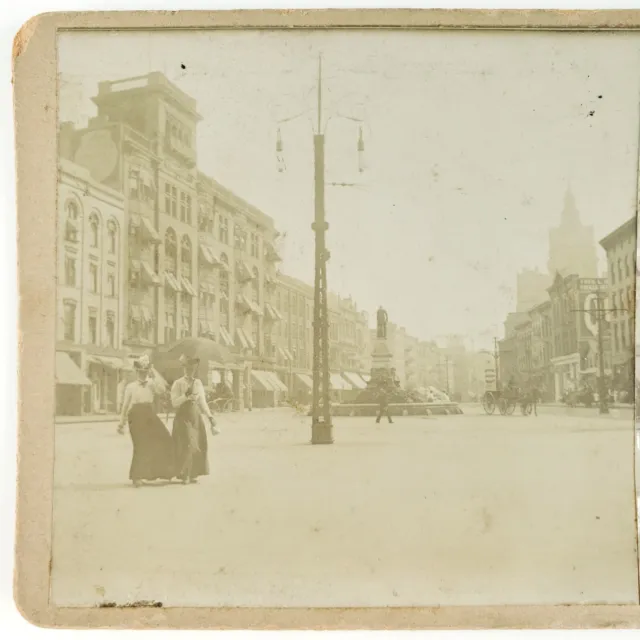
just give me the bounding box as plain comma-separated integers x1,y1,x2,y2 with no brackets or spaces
375,384,394,424
171,355,218,485
118,356,175,488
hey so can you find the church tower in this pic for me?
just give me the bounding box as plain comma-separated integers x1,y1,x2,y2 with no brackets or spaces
547,186,598,278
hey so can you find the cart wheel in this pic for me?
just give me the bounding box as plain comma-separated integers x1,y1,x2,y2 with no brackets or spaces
506,400,516,415
498,397,507,415
482,392,496,415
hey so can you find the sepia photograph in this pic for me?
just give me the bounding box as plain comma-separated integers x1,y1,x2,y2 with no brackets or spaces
49,26,639,609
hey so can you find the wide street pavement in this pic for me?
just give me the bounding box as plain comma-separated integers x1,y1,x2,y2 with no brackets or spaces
51,405,639,608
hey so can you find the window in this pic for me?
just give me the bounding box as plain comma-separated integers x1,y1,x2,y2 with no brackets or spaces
165,289,177,343
107,220,117,254
64,200,79,242
219,217,229,244
220,297,229,330
180,299,192,338
107,273,116,297
89,263,98,293
251,267,260,304
88,310,98,345
251,317,259,352
186,195,192,225
618,259,623,282
63,301,76,342
611,262,616,285
181,235,192,280
165,228,177,273
625,256,631,278
250,233,260,258
64,255,76,286
171,186,178,217
234,224,247,252
180,192,187,222
220,253,229,296
165,183,171,215
89,213,100,249
106,313,115,348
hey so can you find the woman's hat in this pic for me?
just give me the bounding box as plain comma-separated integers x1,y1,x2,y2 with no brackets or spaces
134,355,151,371
179,354,200,366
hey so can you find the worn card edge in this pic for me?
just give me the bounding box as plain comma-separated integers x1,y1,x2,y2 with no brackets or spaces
13,8,640,630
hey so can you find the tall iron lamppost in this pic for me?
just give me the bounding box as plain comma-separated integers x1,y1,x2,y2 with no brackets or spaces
276,56,365,445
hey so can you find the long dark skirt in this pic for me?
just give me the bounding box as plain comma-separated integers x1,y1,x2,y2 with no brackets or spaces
127,403,175,481
172,401,209,480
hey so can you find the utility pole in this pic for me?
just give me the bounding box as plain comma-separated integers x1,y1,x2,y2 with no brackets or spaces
311,56,333,444
595,289,609,415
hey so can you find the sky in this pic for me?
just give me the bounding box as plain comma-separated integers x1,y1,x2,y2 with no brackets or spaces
58,30,640,350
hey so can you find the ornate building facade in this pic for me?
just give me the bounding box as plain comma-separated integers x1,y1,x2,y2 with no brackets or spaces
56,159,126,415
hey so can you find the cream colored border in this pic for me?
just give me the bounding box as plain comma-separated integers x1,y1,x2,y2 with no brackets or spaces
13,9,640,629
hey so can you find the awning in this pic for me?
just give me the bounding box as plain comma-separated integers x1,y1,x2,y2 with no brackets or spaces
140,261,161,286
343,371,367,390
199,320,212,334
236,260,254,281
265,242,282,262
282,348,293,361
199,245,220,266
140,216,161,244
250,370,277,392
361,373,371,383
219,326,234,347
295,372,313,390
87,355,126,370
264,371,288,392
235,328,255,350
181,277,197,297
249,299,263,316
164,271,182,292
330,373,352,391
264,274,276,287
235,294,252,312
264,303,282,321
56,352,91,386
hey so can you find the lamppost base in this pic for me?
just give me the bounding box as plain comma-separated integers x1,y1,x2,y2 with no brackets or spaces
311,419,334,445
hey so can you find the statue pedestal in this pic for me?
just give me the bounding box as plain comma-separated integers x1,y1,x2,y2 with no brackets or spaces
371,337,393,382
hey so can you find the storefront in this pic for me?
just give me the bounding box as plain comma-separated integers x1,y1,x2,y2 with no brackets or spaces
55,351,91,416
551,352,580,401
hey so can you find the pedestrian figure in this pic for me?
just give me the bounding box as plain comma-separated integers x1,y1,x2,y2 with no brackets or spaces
171,355,218,485
375,381,394,424
118,356,175,488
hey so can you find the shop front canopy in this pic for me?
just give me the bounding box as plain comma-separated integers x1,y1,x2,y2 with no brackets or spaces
56,352,91,386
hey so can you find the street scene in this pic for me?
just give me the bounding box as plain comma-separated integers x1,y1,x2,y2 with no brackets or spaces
53,30,639,606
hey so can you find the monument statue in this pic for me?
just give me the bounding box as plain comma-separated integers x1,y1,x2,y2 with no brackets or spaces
376,306,388,339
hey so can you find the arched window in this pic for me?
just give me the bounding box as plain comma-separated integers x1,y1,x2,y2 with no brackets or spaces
89,212,100,249
219,252,229,296
181,235,192,280
107,219,118,255
220,297,229,331
164,228,177,273
64,199,80,242
251,267,260,304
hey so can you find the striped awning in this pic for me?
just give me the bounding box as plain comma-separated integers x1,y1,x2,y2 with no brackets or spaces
235,294,252,312
264,370,287,392
199,245,220,266
87,355,126,370
56,352,91,386
295,372,313,390
164,271,182,292
140,261,161,286
236,260,254,281
330,373,352,391
342,371,367,390
180,277,197,297
264,303,282,321
140,216,161,244
250,370,274,391
218,326,234,347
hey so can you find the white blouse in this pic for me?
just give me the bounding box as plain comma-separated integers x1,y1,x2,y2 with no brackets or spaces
119,376,166,423
171,377,213,418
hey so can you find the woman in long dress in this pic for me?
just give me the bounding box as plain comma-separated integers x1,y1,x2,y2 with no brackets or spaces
118,356,175,487
171,355,218,484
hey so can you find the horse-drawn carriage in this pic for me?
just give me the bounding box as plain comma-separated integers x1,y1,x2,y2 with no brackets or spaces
482,385,535,416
